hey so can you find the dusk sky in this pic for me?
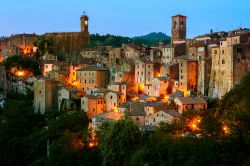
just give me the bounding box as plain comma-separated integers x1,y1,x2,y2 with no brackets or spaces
1,0,249,38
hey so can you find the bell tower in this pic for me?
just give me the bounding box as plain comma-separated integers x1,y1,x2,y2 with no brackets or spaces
81,12,89,34
171,14,187,43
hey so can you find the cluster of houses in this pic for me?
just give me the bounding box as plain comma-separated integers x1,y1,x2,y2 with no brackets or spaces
1,14,250,131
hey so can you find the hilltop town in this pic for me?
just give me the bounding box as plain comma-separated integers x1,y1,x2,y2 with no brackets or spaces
1,13,250,165
0,14,250,129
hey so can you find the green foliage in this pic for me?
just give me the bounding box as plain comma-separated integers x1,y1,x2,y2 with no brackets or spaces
218,74,250,138
34,35,55,59
88,32,171,47
88,33,131,47
200,114,221,136
0,93,46,166
48,111,88,140
3,55,41,75
100,118,143,166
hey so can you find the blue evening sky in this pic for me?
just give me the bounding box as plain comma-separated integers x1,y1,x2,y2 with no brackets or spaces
0,0,249,38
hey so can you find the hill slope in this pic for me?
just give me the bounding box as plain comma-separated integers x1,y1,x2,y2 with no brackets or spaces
88,32,171,47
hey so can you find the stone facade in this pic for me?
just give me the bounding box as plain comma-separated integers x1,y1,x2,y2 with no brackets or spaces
44,15,89,62
172,15,187,43
81,95,106,119
76,65,109,93
58,87,81,111
146,110,180,126
209,32,250,98
0,65,7,92
174,97,207,114
34,78,60,114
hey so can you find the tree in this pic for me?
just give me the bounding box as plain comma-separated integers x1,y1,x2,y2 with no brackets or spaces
100,118,143,166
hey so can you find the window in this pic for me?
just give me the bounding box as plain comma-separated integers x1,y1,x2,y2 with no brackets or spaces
180,21,184,28
110,95,113,99
136,117,139,121
148,72,150,75
237,48,242,53
222,50,224,54
222,59,225,64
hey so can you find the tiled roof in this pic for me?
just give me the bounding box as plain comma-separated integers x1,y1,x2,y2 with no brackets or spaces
117,101,132,108
111,82,129,85
73,58,95,65
145,101,164,107
63,87,79,92
172,14,187,18
106,90,122,95
176,97,207,104
125,102,146,116
163,110,180,117
156,77,168,81
94,111,122,122
77,65,109,71
84,95,104,99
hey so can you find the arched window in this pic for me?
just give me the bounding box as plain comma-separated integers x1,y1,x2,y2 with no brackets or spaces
222,59,225,64
174,21,177,29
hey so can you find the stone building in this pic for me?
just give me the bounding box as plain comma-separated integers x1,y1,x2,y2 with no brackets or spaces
58,87,82,111
148,77,178,97
81,95,106,119
44,14,89,62
76,64,109,93
146,110,180,126
135,59,161,93
171,14,187,43
209,31,250,98
125,102,146,126
68,58,95,86
161,43,186,65
144,101,166,116
7,33,37,57
47,70,69,86
105,90,126,111
174,56,197,96
0,65,7,92
0,38,8,62
34,78,60,114
174,96,207,114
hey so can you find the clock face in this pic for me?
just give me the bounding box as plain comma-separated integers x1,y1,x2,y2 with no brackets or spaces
85,21,88,25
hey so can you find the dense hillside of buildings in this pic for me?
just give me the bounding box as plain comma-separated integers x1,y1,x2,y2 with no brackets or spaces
0,13,250,165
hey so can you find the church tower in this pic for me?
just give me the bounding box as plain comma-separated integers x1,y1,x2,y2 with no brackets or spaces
171,14,187,43
81,13,89,34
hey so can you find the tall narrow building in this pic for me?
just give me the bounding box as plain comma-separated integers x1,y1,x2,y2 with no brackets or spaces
172,14,187,43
